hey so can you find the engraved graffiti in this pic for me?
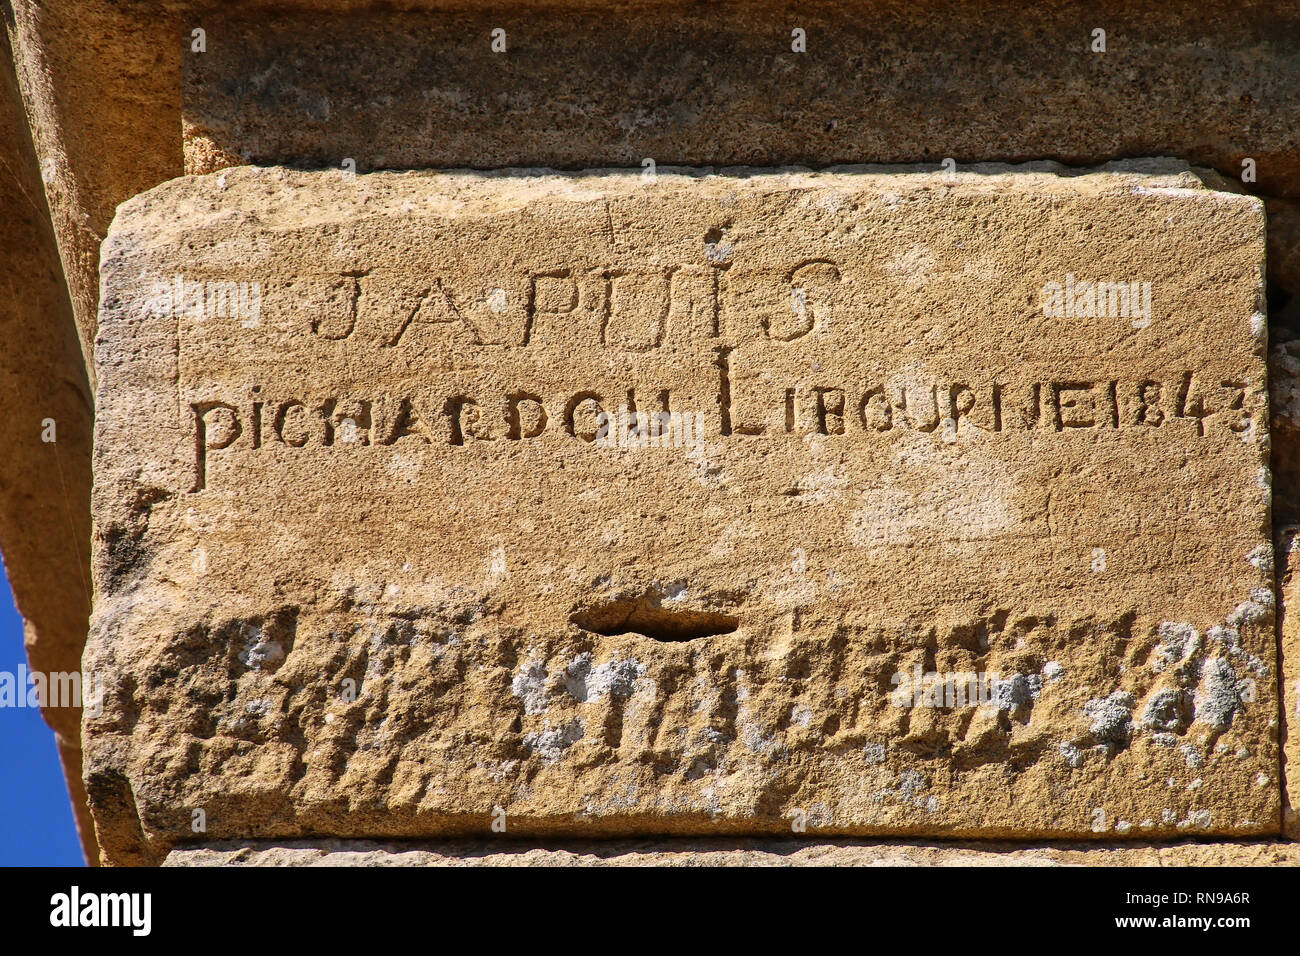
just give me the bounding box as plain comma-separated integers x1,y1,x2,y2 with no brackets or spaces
187,373,1260,491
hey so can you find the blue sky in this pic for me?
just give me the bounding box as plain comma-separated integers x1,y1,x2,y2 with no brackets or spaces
0,563,86,865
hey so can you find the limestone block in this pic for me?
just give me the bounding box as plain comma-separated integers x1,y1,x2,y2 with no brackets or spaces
162,838,1300,867
0,24,96,864
88,161,1273,864
1276,526,1300,838
182,1,1300,200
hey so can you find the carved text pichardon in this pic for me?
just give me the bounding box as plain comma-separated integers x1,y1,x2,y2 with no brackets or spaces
187,372,1257,491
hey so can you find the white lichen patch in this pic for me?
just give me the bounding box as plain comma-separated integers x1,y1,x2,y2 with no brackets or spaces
790,704,815,728
1151,622,1200,672
238,624,285,671
1059,741,1083,768
1179,743,1205,769
522,718,585,762
1177,808,1213,829
564,652,647,703
1227,590,1273,628
1245,544,1272,573
1193,658,1246,730
511,657,549,715
872,769,940,812
1084,691,1135,742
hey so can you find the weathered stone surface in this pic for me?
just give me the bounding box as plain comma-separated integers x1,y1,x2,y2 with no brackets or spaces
6,4,1300,865
90,161,1273,864
0,23,96,864
1266,198,1300,307
6,0,182,379
5,4,179,856
1271,338,1300,524
164,838,1300,867
183,0,1300,200
12,0,1300,366
1275,525,1300,838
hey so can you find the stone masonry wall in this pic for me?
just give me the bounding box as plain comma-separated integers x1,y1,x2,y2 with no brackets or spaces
3,0,1300,865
